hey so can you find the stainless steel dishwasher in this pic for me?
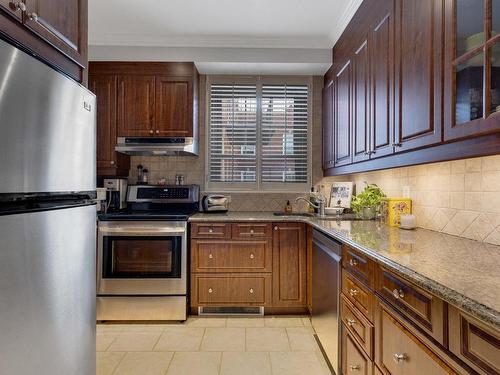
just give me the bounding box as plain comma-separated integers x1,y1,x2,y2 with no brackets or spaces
312,229,342,375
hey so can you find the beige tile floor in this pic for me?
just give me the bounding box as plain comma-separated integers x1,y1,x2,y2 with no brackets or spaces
97,316,332,375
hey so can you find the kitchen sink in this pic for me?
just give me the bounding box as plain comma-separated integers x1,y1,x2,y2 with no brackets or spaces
273,212,315,217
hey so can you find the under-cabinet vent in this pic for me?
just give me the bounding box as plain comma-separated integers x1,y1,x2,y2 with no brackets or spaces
198,306,264,316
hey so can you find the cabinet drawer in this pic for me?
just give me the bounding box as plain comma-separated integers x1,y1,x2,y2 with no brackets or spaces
376,303,452,375
194,274,271,305
341,324,373,375
191,223,231,238
191,239,272,273
376,267,445,345
341,295,374,359
449,306,500,375
342,245,375,288
342,271,374,322
232,223,272,239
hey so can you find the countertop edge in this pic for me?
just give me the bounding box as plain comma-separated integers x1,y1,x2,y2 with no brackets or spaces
189,214,500,329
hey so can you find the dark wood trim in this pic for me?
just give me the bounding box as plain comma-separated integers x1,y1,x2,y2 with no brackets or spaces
324,132,500,176
88,61,198,76
461,315,500,374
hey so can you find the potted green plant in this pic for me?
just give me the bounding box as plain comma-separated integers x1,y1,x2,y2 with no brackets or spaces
350,183,386,219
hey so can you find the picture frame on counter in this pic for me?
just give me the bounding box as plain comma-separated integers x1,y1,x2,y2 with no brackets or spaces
329,182,353,208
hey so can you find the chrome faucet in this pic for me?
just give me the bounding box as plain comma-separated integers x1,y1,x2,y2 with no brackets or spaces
295,194,326,218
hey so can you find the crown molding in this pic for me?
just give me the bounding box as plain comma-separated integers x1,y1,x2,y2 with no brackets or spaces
328,0,363,46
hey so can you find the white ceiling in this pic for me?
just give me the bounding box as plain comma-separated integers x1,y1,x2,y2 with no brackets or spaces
88,0,362,74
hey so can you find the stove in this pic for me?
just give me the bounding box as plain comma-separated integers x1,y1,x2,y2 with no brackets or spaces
96,185,199,321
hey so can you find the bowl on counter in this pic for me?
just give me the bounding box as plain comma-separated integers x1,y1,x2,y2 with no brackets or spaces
325,207,344,216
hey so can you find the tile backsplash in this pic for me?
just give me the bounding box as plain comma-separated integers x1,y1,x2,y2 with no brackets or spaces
318,155,500,246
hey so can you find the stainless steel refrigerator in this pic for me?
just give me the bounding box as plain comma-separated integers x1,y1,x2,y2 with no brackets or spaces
0,38,96,375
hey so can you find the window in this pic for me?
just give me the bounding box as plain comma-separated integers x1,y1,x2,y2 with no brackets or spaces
207,76,311,192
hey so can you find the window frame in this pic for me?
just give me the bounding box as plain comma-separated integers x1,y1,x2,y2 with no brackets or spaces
205,75,313,193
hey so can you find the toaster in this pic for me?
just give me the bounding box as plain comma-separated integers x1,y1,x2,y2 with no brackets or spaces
202,195,229,212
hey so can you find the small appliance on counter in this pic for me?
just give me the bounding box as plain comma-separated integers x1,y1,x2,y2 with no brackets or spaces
104,178,128,211
202,194,229,212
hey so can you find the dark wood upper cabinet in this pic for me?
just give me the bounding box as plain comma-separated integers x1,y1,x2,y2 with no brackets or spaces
353,39,371,163
370,8,394,158
155,76,193,136
117,75,156,137
335,60,353,166
24,0,87,68
322,73,335,169
444,0,500,140
394,0,443,151
0,0,87,82
89,74,130,177
272,222,307,308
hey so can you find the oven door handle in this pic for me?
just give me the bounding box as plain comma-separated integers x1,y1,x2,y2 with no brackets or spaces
99,227,186,236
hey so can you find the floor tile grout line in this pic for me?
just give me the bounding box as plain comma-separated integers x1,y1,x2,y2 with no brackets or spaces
109,351,126,375
150,330,164,352
162,351,175,375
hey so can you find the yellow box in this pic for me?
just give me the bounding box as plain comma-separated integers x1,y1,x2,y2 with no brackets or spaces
381,198,412,227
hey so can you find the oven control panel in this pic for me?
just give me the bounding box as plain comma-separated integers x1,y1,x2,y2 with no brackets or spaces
127,185,200,203
137,187,189,200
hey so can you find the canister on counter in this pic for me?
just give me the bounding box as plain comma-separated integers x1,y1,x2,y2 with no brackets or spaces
380,198,412,227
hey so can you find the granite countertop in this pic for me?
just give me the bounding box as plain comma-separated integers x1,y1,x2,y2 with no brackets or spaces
189,212,500,328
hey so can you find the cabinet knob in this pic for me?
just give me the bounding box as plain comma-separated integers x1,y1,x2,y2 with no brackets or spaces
349,365,361,371
364,151,370,156
149,129,154,134
208,288,213,294
392,142,403,148
346,318,356,327
250,229,254,234
9,1,26,11
28,12,38,21
249,288,254,294
110,160,115,165
274,226,278,231
155,130,160,134
392,289,404,299
208,228,213,233
249,253,254,259
393,353,407,363
349,258,358,267
349,289,358,297
208,254,213,259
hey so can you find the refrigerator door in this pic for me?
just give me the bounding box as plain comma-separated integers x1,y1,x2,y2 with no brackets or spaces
0,204,96,375
0,38,96,195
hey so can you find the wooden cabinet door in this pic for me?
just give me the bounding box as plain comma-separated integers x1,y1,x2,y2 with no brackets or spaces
322,78,335,169
0,0,25,21
370,3,395,159
334,60,353,166
89,74,130,177
117,75,155,137
155,76,193,136
272,222,306,308
353,39,371,162
24,0,87,67
393,0,443,151
341,324,373,375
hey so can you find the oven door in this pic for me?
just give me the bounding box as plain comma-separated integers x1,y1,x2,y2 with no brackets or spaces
97,221,186,295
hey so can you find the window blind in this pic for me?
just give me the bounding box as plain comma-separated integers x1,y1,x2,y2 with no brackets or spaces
261,84,309,182
209,83,257,182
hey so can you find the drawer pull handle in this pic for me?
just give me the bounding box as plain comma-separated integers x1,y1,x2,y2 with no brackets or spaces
208,288,213,294
10,1,27,12
208,228,213,233
349,289,358,297
393,353,407,363
274,226,278,231
349,364,361,371
392,289,404,299
250,253,255,259
349,258,358,267
249,288,254,294
28,12,38,21
346,318,356,326
208,254,213,259
250,229,254,234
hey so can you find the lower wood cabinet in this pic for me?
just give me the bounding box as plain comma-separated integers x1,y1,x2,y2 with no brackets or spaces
375,301,453,375
448,306,500,375
189,221,307,312
341,324,373,375
272,222,307,308
192,274,272,306
341,295,374,359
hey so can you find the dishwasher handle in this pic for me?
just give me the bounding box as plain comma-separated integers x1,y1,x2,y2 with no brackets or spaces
312,229,342,262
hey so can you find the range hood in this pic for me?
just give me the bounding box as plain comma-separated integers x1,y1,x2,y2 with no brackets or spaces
115,137,199,156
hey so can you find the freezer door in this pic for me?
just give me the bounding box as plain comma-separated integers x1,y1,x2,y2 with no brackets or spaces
0,205,96,375
0,38,96,194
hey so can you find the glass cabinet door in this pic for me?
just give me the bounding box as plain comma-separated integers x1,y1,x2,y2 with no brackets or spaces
446,0,500,139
